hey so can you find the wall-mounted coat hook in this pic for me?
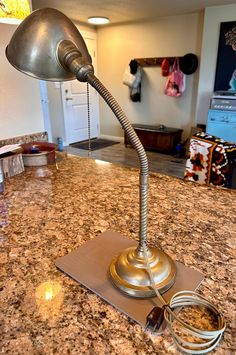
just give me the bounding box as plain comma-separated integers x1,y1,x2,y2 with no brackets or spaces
134,57,177,67
134,53,198,75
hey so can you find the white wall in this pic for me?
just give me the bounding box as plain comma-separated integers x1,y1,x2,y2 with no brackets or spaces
195,4,236,124
97,13,203,140
0,24,44,140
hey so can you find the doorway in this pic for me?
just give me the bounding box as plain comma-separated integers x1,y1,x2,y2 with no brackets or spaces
61,31,99,145
40,81,52,142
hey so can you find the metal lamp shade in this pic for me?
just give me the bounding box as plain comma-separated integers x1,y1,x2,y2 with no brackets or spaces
6,8,92,81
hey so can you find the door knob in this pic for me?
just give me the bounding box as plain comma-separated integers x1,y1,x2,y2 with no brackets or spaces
66,97,73,101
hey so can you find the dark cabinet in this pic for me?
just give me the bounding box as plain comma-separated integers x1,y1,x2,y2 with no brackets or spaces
125,124,183,154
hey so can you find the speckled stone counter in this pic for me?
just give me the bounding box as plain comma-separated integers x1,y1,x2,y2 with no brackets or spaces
0,132,48,147
0,155,235,354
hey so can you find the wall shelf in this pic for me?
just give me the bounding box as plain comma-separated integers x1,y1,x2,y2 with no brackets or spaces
134,57,179,67
134,54,199,74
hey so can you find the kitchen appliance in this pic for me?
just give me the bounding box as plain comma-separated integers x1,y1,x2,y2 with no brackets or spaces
207,97,236,143
210,98,236,111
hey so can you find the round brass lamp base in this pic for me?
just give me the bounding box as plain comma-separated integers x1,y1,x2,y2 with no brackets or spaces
110,245,176,298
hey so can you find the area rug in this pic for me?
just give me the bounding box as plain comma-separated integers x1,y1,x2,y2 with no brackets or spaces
70,138,119,151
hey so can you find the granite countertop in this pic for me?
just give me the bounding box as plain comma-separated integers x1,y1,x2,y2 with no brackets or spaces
0,155,235,354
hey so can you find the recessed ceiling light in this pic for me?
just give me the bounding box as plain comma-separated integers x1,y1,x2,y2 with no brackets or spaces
88,16,109,25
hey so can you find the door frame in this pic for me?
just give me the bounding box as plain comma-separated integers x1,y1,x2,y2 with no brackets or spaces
40,81,52,142
61,29,99,145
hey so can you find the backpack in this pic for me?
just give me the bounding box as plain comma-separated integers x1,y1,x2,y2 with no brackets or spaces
164,58,184,97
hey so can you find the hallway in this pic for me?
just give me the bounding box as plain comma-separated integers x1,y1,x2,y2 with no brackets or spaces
66,142,186,179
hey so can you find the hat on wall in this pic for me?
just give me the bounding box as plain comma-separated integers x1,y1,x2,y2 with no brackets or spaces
129,59,138,75
179,53,198,75
161,58,170,76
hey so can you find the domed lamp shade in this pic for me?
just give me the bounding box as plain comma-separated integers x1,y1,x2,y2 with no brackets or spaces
6,8,92,81
6,8,176,298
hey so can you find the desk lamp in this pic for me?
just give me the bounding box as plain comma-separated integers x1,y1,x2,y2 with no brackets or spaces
6,8,176,298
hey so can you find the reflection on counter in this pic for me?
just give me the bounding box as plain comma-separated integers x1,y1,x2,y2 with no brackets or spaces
36,281,63,321
95,159,111,165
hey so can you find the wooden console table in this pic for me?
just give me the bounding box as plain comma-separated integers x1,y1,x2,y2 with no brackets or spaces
125,124,183,154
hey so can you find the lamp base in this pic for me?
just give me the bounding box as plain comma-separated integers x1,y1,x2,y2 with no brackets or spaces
110,246,176,298
55,231,204,328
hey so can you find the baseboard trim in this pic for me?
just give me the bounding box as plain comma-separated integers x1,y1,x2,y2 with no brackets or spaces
99,134,124,143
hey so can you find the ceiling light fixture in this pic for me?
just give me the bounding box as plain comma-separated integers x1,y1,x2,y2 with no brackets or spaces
0,0,31,24
88,16,109,25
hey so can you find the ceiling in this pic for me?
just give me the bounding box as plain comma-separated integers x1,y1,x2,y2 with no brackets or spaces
32,0,234,26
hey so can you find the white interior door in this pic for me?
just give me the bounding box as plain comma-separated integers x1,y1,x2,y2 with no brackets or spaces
61,32,99,144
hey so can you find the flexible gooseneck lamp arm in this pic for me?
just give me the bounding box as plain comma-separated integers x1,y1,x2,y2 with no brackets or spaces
6,8,176,298
58,39,149,249
88,73,149,249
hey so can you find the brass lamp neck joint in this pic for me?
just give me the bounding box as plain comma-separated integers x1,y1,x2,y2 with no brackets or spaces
57,40,94,82
57,40,81,67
